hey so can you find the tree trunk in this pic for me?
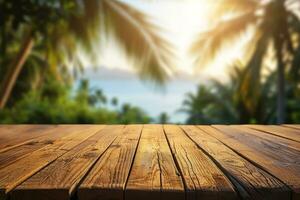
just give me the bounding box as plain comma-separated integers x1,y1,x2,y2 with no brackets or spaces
275,41,285,124
0,29,34,109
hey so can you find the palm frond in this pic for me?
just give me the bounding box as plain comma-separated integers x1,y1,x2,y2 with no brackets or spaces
68,1,102,53
213,0,258,16
191,12,256,68
100,0,174,84
42,0,175,85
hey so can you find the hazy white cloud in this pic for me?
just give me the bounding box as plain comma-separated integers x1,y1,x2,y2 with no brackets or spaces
81,65,211,84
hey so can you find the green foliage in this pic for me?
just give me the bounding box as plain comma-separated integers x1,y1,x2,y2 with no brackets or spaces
157,112,170,124
191,0,300,123
0,0,175,123
181,64,300,124
0,78,151,124
117,103,151,124
0,0,174,88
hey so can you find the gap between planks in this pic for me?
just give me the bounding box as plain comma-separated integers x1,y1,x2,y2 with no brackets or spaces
244,125,300,143
210,125,300,199
10,125,125,200
190,125,291,199
0,125,299,200
77,125,143,200
124,125,185,200
0,125,105,200
163,125,237,200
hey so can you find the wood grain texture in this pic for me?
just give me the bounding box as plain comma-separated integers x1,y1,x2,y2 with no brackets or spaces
125,125,184,200
231,125,300,151
10,125,123,200
0,124,299,200
283,124,300,130
0,125,58,152
0,126,86,170
245,125,300,143
78,125,142,200
189,126,291,199
210,125,300,199
0,125,103,199
164,125,236,200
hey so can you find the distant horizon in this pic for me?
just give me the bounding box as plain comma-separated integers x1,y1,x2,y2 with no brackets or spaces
79,66,205,123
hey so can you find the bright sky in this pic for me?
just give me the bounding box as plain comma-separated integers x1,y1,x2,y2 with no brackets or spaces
79,0,300,122
90,0,248,81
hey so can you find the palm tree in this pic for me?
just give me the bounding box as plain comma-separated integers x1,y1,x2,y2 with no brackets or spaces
180,86,221,124
111,97,119,107
158,112,169,124
191,0,300,123
0,0,174,109
181,65,276,124
118,103,151,124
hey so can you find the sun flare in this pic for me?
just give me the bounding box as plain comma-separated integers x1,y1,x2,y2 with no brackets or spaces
90,0,246,81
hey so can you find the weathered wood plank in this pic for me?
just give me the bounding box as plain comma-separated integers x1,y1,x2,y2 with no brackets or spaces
245,125,300,143
0,126,88,170
125,125,184,200
78,125,142,200
187,126,291,199
283,124,300,131
0,124,299,200
0,125,103,199
0,125,58,152
231,125,300,151
209,125,300,199
164,125,236,200
10,125,122,200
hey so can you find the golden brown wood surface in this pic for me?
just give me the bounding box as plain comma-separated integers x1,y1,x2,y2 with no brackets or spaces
245,125,300,142
0,125,58,152
0,124,299,200
125,125,184,200
11,125,121,200
212,125,300,199
284,124,300,130
193,126,291,199
0,126,88,170
78,125,142,200
0,125,102,199
164,125,236,200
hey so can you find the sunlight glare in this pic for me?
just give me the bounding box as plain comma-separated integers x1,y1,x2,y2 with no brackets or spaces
87,0,248,81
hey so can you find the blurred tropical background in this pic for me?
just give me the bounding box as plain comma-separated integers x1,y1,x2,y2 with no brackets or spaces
0,0,300,124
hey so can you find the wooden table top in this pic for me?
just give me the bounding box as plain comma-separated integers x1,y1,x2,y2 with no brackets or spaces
0,124,299,200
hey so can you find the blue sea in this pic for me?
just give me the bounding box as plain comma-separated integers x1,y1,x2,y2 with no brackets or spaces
87,78,197,123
